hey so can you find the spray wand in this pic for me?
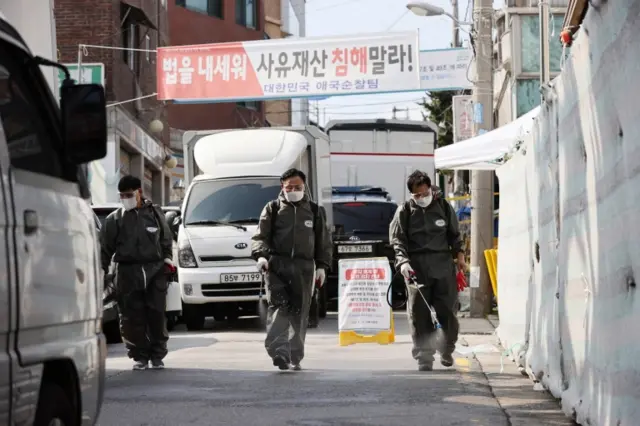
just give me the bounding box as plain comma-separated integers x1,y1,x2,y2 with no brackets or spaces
407,275,442,329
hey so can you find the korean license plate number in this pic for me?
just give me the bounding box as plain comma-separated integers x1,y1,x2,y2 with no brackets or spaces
338,245,373,254
220,273,262,283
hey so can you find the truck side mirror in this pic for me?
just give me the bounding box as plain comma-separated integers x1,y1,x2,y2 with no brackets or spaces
60,83,107,164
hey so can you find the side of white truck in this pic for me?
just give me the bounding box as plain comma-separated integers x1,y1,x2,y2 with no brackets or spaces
325,119,438,203
176,126,333,330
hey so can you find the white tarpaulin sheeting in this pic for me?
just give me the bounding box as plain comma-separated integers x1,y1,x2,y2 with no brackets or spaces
494,1,640,425
434,106,540,170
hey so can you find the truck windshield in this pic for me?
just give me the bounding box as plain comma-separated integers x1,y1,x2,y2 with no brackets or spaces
333,202,398,236
184,178,281,225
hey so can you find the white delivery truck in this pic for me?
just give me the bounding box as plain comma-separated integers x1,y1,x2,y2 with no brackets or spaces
325,119,438,203
177,126,333,330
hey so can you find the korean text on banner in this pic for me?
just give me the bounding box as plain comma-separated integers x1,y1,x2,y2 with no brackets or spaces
419,48,473,91
338,258,392,333
157,32,421,102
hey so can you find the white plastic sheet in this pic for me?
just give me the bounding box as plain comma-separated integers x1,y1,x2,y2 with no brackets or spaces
434,106,540,170
495,1,640,424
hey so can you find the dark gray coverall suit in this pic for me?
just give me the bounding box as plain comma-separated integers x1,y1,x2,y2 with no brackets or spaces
389,196,462,365
100,200,173,362
251,193,332,365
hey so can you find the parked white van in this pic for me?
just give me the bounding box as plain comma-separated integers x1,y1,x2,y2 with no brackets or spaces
0,16,108,426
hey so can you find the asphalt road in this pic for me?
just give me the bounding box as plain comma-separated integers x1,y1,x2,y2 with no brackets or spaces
97,314,567,426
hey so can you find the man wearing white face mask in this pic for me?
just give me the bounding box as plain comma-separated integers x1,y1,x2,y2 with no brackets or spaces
251,168,332,371
100,175,174,371
389,171,465,372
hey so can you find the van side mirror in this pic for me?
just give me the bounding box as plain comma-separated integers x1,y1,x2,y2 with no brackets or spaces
60,83,107,164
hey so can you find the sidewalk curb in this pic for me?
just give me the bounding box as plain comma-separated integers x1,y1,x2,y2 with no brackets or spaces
460,334,577,426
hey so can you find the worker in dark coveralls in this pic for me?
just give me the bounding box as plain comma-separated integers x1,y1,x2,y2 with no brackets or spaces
389,171,465,371
251,168,332,371
100,175,175,371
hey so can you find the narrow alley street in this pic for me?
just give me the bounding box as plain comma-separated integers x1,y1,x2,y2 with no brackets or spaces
98,315,574,426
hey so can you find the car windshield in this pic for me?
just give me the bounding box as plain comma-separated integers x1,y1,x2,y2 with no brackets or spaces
333,202,398,236
184,178,281,225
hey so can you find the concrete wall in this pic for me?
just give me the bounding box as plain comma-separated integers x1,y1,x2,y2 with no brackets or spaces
496,1,640,424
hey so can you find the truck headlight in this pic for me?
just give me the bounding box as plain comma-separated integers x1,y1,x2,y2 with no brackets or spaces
178,239,197,268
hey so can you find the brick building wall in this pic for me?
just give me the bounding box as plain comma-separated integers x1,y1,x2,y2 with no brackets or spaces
168,0,266,131
264,0,291,126
55,0,169,142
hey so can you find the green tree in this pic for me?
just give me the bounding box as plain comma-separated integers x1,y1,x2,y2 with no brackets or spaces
419,90,471,148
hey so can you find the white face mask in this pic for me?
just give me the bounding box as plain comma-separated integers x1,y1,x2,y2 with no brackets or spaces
122,198,137,211
414,195,433,208
285,191,304,203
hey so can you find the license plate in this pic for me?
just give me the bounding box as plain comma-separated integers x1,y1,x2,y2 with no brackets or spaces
338,244,373,254
220,273,262,283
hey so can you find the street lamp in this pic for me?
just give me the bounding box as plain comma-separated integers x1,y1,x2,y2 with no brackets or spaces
406,1,472,25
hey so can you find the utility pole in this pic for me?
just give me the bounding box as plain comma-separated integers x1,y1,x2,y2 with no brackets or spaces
451,0,459,47
469,0,494,317
451,0,462,196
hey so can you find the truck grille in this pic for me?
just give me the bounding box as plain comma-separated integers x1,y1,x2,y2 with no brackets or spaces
201,283,261,298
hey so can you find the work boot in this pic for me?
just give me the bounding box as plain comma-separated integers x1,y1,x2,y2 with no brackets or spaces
291,363,302,371
273,355,290,371
441,353,454,367
150,359,165,370
418,361,433,372
133,360,148,371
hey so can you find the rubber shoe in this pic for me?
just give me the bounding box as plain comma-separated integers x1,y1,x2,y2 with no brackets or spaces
151,360,165,370
418,362,433,372
441,353,454,367
133,360,148,371
291,364,302,371
273,355,290,370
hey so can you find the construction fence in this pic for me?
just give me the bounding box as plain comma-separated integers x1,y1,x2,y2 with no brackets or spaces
494,2,640,425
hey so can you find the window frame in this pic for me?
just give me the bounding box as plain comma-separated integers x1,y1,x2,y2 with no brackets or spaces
121,21,140,74
236,0,257,29
512,11,568,78
176,0,224,19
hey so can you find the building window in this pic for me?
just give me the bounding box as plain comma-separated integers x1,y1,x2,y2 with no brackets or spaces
237,100,260,110
236,0,257,29
515,78,541,118
520,14,568,74
176,0,223,18
122,23,139,73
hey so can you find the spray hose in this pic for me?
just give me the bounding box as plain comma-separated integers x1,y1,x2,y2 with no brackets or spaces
386,274,442,329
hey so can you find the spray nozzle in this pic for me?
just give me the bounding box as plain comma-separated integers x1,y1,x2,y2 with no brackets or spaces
407,276,442,329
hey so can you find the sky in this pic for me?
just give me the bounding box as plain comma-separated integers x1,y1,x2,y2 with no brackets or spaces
303,0,505,126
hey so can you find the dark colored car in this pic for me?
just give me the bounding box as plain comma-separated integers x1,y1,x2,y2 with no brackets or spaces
324,187,399,310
